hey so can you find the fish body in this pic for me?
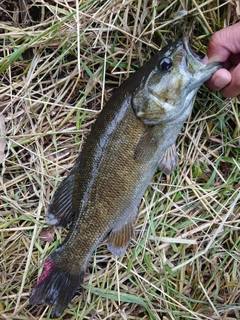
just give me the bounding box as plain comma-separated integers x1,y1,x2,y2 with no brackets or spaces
30,37,220,316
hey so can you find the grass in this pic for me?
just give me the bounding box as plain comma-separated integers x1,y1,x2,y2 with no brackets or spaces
1,0,240,319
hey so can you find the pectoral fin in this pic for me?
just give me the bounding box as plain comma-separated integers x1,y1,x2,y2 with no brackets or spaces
107,217,136,257
158,143,178,175
134,125,165,162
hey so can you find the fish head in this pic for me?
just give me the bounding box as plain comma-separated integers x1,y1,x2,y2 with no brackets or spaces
132,37,221,125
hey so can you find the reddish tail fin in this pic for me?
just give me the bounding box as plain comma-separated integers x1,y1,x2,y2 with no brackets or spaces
30,257,85,317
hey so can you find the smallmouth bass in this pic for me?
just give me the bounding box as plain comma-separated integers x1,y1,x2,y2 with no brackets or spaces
30,37,220,316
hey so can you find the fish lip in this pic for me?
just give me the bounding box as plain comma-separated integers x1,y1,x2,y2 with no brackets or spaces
182,36,222,69
182,36,222,75
182,36,201,62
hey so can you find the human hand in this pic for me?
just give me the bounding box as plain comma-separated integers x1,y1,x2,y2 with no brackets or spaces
203,22,240,100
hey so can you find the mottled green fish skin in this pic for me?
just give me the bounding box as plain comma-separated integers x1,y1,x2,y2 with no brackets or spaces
30,37,221,317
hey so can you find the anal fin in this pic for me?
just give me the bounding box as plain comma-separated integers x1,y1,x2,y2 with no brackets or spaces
158,143,178,175
107,219,135,257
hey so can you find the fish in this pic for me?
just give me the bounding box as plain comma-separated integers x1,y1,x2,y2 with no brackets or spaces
29,37,221,316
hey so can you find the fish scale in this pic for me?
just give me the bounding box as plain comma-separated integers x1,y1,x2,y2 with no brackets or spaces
30,37,221,317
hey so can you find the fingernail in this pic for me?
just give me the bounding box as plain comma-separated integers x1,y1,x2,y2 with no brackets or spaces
202,55,208,64
213,77,226,88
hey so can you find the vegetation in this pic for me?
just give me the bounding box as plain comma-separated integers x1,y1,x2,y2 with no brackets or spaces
1,0,239,319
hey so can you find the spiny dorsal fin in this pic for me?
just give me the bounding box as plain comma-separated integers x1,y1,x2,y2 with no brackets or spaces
107,220,134,257
158,143,178,175
47,168,77,227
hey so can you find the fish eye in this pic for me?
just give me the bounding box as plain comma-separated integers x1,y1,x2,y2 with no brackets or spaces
158,57,173,72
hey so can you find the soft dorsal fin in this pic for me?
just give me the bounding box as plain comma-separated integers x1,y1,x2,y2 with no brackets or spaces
107,217,136,257
158,143,178,175
46,168,77,227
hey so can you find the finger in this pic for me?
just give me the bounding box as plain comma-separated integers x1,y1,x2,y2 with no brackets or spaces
205,68,231,91
207,23,240,63
220,63,240,98
207,32,231,63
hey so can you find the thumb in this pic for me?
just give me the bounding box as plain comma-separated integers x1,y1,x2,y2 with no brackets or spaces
204,68,231,91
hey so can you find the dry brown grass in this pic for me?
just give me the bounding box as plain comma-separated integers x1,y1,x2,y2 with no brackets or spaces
1,0,240,319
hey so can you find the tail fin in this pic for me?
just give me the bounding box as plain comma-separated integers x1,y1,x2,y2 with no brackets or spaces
30,257,85,317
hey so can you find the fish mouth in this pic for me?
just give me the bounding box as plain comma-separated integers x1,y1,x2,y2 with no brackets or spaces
181,36,204,73
182,36,222,72
182,36,222,78
182,36,201,61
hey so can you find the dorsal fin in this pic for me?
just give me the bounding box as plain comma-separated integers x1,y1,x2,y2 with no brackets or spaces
46,168,77,227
